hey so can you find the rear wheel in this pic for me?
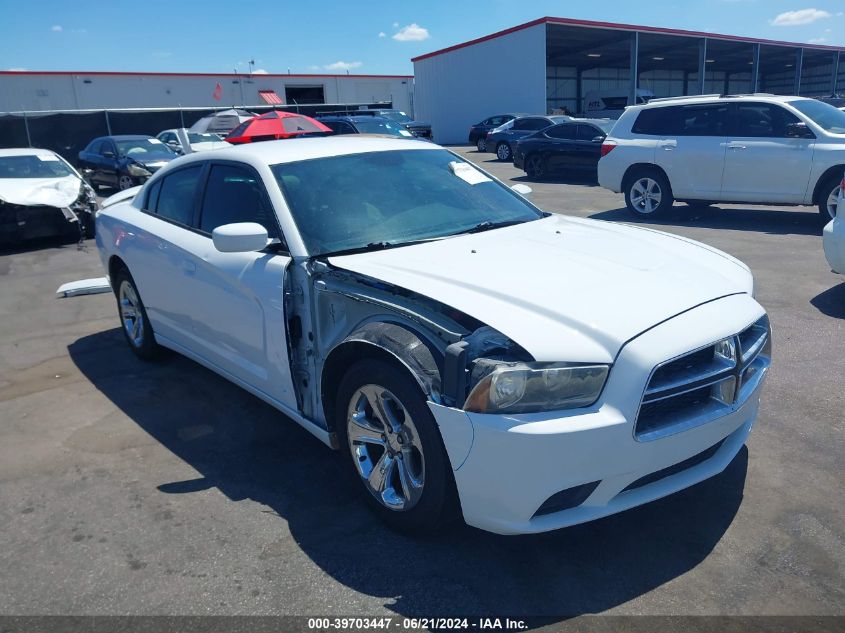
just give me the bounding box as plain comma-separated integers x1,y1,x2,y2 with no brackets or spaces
476,137,487,152
336,358,456,533
524,154,546,180
113,267,160,360
624,169,674,218
818,174,842,222
496,142,512,162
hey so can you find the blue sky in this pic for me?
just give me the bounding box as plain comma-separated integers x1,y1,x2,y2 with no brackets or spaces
1,1,843,75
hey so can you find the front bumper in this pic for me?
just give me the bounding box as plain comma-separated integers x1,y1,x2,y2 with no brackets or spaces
823,212,845,274
430,293,768,535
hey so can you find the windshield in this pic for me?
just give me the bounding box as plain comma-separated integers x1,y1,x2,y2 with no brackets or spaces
590,120,615,134
0,154,76,179
188,132,222,143
549,116,571,124
272,149,543,255
115,138,177,157
354,119,412,137
491,120,514,133
790,99,845,134
380,111,413,124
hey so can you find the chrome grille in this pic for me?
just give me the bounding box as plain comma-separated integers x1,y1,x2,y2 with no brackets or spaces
635,315,770,441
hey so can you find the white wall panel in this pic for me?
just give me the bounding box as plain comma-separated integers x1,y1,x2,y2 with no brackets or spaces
413,24,547,145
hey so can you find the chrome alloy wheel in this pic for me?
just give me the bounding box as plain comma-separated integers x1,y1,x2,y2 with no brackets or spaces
496,143,511,161
347,385,425,511
826,184,841,220
119,280,144,348
630,177,663,214
118,175,135,191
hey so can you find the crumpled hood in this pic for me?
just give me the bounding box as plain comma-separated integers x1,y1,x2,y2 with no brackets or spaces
0,175,81,208
328,215,753,363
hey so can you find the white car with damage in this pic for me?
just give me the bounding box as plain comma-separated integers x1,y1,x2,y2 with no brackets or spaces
0,148,98,243
95,136,771,535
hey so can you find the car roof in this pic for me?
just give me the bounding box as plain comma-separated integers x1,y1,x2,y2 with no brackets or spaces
640,94,810,109
0,147,60,158
105,135,154,140
163,135,438,168
318,115,391,123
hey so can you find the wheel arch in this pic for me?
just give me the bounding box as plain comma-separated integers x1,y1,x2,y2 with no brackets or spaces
622,162,671,192
812,165,845,204
108,255,128,288
320,322,443,435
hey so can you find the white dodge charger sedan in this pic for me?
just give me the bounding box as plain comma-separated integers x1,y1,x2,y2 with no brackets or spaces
95,136,771,535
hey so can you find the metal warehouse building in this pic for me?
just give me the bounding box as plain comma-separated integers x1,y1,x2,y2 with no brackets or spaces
412,16,845,144
0,71,414,114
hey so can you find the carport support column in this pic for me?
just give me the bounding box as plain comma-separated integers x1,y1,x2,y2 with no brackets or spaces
629,32,639,106
576,68,583,114
104,110,112,136
697,38,708,94
832,51,841,95
22,111,32,147
751,44,761,93
794,48,804,95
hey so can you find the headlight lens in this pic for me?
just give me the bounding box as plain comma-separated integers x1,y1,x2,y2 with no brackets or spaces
127,163,151,177
464,362,609,414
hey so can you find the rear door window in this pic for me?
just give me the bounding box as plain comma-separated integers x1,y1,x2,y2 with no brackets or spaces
576,125,603,141
545,124,577,139
154,165,203,226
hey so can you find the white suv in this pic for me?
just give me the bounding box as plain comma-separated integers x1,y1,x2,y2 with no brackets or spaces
598,94,845,221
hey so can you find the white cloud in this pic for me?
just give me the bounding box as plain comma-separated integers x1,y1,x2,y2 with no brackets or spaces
770,8,831,26
51,25,62,32
392,22,399,28
378,31,386,38
323,60,363,71
392,23,430,42
7,67,27,71
252,68,269,74
807,37,827,43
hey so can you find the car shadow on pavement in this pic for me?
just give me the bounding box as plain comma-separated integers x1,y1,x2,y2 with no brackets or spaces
810,282,845,319
589,206,825,237
68,328,748,621
512,174,600,187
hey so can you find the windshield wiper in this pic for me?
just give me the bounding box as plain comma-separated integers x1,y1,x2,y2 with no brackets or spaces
461,219,530,235
321,239,438,258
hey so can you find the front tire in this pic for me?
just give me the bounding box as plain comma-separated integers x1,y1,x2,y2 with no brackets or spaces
118,174,136,191
113,268,160,361
496,142,512,162
818,175,841,222
336,358,456,534
624,169,674,218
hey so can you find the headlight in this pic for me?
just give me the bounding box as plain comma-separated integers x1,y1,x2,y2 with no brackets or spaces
464,362,609,414
127,163,151,177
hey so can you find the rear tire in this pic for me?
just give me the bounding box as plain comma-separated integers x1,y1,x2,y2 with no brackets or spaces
335,358,456,534
818,174,841,222
496,142,512,162
524,154,546,180
624,169,674,218
113,267,160,361
476,137,487,152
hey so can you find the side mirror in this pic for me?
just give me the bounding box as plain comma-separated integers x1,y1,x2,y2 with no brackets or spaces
785,122,815,139
511,184,533,196
212,222,269,253
592,135,606,143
